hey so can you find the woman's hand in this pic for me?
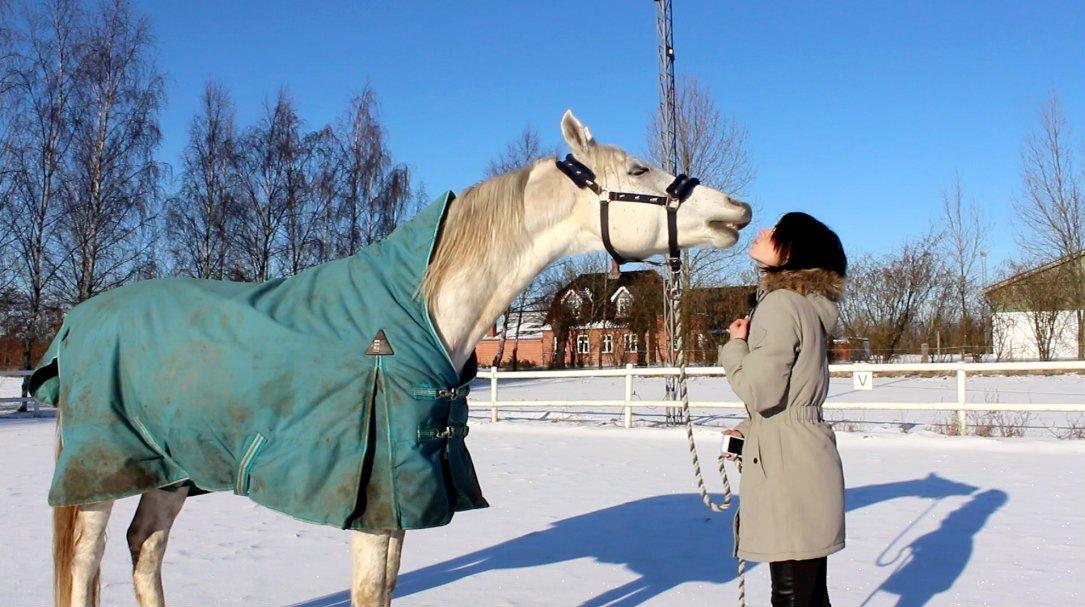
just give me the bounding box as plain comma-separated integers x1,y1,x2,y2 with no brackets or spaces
721,427,743,461
728,317,750,340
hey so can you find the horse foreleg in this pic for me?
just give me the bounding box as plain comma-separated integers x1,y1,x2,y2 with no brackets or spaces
385,529,404,596
127,487,188,607
350,529,406,607
66,501,114,607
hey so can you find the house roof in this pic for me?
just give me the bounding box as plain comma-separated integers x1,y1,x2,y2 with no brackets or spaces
481,309,548,340
547,270,665,323
548,268,755,327
559,269,664,296
984,250,1085,294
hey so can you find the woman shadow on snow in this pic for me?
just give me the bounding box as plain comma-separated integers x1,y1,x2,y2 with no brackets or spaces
868,489,1009,607
292,474,995,607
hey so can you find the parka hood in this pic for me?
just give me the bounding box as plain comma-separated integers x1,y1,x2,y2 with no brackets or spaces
759,268,845,333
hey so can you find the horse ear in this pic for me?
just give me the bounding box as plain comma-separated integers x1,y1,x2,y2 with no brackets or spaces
561,110,594,153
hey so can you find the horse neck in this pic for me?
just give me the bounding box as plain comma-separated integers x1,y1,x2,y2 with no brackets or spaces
428,173,589,372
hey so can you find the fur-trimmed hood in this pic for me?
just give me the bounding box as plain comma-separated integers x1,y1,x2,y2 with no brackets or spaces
759,268,845,302
759,268,845,333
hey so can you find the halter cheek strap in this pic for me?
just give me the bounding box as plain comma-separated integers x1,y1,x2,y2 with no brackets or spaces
556,154,699,272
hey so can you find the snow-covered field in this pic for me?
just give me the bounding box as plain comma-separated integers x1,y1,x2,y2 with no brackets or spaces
2,375,1084,605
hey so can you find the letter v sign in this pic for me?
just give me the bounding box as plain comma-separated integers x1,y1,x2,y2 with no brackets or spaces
853,371,873,391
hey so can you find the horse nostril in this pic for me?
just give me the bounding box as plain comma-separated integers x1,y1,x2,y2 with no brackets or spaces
733,200,752,229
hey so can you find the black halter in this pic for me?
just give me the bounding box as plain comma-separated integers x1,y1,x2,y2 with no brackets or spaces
556,154,699,272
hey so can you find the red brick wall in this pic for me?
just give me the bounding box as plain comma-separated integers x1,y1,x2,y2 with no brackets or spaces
475,337,546,368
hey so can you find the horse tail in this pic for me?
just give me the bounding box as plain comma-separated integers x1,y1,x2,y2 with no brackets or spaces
53,408,92,607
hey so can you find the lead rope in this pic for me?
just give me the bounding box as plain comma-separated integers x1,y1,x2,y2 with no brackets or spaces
668,274,746,607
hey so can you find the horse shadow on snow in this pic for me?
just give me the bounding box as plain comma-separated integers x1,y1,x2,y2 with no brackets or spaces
293,473,1002,607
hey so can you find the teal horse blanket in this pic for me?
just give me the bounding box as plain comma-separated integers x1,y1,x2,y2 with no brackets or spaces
29,191,488,530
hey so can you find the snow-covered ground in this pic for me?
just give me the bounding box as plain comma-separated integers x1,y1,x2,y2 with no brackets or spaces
2,407,1084,605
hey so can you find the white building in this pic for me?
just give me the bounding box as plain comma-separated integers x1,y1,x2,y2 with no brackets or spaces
986,252,1083,361
991,310,1079,360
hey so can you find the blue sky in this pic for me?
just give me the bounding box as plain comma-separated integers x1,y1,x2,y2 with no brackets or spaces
139,1,1084,275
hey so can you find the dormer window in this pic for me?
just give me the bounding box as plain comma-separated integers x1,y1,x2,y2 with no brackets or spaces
611,286,633,317
617,295,632,317
561,290,583,314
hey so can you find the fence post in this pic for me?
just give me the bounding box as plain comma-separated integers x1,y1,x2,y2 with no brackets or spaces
624,363,634,429
956,365,967,434
490,366,499,422
20,373,39,416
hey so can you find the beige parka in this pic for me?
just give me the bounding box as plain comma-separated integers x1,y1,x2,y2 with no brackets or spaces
721,268,846,562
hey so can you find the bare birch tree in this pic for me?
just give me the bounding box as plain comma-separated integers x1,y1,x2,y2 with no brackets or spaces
166,80,239,279
0,1,17,293
306,125,342,265
334,87,411,256
57,0,162,303
1,0,80,383
940,174,991,358
275,98,322,276
1014,95,1084,357
169,85,412,281
234,90,293,282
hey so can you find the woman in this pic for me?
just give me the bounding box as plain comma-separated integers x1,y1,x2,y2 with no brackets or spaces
720,211,847,607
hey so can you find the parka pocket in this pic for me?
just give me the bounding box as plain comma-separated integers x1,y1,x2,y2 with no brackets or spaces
743,432,767,478
234,433,268,496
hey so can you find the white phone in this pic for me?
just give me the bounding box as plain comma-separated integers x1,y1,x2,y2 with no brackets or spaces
721,434,744,457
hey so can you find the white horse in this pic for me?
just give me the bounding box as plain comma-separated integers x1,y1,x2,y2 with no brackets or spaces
53,110,751,607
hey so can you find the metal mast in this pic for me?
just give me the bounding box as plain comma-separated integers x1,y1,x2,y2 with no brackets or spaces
655,0,681,415
656,0,679,176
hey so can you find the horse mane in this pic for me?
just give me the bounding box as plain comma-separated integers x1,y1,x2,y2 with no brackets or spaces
419,161,536,307
419,144,630,309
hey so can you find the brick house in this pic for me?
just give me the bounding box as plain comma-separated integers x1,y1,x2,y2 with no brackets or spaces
475,310,548,369
476,264,755,369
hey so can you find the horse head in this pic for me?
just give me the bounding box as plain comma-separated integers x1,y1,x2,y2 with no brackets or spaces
551,110,752,262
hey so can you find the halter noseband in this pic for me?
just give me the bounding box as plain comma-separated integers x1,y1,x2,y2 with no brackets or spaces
555,154,699,272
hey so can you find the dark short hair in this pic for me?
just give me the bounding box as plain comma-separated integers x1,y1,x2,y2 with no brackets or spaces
769,212,847,276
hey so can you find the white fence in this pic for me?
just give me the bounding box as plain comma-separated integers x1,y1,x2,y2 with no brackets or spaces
472,361,1085,431
7,362,1085,429
0,370,37,415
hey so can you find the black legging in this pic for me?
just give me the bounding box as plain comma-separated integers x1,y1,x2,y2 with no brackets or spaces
769,557,830,607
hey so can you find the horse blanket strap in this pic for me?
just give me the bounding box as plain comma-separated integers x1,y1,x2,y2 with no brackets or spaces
418,424,470,442
28,192,489,531
555,153,699,269
412,385,471,400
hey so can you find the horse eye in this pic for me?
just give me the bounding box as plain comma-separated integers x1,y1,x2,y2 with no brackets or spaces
628,166,649,176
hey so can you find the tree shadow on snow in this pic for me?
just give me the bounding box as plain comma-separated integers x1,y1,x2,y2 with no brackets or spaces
292,473,992,607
